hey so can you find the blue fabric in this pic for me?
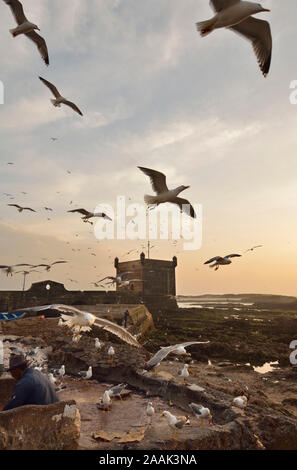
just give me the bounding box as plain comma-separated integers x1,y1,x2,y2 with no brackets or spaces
3,368,59,411
0,312,25,322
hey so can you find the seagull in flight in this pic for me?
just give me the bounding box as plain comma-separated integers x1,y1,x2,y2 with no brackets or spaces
196,0,272,77
145,341,209,370
39,76,83,116
68,208,112,223
138,167,196,218
244,245,263,253
3,0,49,65
7,204,36,213
97,272,133,286
204,254,241,271
0,264,34,276
33,261,67,272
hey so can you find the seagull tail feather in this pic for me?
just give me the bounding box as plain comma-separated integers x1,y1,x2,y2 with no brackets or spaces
196,19,216,37
144,194,158,205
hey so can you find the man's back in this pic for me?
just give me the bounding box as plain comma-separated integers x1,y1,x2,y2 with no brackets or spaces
3,368,59,411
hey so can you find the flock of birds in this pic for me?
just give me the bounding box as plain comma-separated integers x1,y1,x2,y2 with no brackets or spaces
1,0,273,442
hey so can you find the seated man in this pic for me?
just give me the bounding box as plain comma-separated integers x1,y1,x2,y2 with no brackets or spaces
2,352,59,412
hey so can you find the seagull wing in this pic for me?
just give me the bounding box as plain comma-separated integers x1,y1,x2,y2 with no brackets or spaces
173,197,196,218
8,204,21,209
93,318,141,348
23,207,36,212
25,31,49,66
4,0,28,25
210,0,239,13
63,100,83,116
225,254,241,259
204,256,221,264
67,208,91,216
138,167,168,194
51,261,67,266
146,341,209,369
39,76,61,98
229,17,272,77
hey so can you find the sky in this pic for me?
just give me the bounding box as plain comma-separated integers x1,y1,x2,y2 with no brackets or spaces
0,0,297,296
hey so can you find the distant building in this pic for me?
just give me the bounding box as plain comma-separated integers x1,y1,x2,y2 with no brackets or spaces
114,252,177,299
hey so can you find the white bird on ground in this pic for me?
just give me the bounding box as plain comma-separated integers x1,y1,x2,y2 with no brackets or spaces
48,373,56,385
3,0,49,65
58,318,63,327
101,390,112,412
55,365,65,379
196,0,272,77
138,167,196,218
95,338,102,352
189,403,213,426
146,402,155,424
72,334,82,345
107,383,127,399
161,411,188,440
79,366,92,383
204,254,241,271
233,395,248,408
68,208,112,224
108,346,115,362
178,364,190,381
39,76,83,116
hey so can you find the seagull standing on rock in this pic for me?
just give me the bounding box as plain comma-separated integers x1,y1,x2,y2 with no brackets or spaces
79,366,92,384
108,346,115,363
178,364,190,382
196,0,272,77
189,403,213,426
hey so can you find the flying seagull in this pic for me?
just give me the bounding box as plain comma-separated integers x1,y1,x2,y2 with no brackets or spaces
97,272,133,285
204,254,241,271
15,304,141,348
33,261,67,272
145,341,209,370
138,166,196,218
0,264,33,276
196,1,272,77
244,245,263,253
39,76,83,116
68,208,112,223
3,0,49,65
8,204,36,213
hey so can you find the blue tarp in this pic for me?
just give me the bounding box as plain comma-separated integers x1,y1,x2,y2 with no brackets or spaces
0,312,26,322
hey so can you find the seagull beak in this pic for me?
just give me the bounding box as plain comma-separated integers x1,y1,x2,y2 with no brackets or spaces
261,8,270,12
184,185,190,189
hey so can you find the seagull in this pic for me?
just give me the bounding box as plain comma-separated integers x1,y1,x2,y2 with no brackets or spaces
7,204,36,213
79,366,92,384
204,254,241,271
118,279,143,288
44,207,53,212
3,0,49,65
48,373,56,385
233,395,248,408
97,272,133,285
55,365,65,379
189,403,213,426
0,264,34,276
161,411,188,440
68,208,112,223
145,341,209,370
108,346,115,362
16,304,141,347
244,245,263,253
94,338,102,352
72,334,82,346
107,383,127,398
101,390,112,412
146,402,155,424
196,0,272,77
39,76,83,116
58,318,64,327
178,364,190,381
138,167,196,218
33,261,67,272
